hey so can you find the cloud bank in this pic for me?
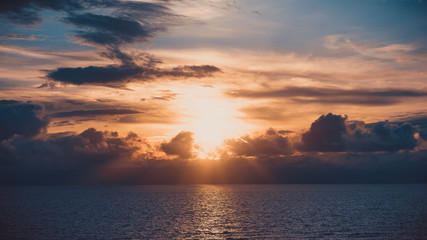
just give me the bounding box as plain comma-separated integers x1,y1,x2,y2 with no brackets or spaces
299,113,418,152
1,103,426,185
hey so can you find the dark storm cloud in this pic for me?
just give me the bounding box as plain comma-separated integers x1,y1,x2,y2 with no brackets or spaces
44,64,220,86
228,86,427,106
0,100,49,141
225,128,293,157
160,131,195,159
299,113,419,152
52,109,141,118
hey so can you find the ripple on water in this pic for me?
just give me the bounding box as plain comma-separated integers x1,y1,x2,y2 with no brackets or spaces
0,184,426,239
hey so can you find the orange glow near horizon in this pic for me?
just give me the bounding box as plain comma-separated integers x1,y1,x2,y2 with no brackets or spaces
177,86,251,158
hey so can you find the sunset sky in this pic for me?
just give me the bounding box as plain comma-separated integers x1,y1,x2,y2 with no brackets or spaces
1,0,427,184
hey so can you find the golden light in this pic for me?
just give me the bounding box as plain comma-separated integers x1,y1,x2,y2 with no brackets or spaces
178,86,250,159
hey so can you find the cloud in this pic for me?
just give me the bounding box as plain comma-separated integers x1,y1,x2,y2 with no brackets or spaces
345,120,418,152
44,65,146,86
0,123,426,185
300,113,347,152
1,127,144,167
64,13,157,46
0,127,148,184
52,109,141,118
0,33,36,40
160,131,195,159
228,86,427,106
405,116,427,141
44,63,220,86
225,128,293,157
2,144,426,184
29,96,180,125
170,65,221,78
0,100,49,141
0,0,84,24
225,113,424,156
299,113,419,152
0,0,174,26
1,0,221,87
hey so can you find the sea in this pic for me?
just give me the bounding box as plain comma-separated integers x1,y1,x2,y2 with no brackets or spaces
1,184,426,239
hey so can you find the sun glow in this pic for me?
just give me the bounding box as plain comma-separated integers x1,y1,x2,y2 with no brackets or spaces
179,86,249,158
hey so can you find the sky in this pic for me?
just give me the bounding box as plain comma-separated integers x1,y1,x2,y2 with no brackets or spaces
1,0,427,184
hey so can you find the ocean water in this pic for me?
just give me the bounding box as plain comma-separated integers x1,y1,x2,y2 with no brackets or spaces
1,185,426,239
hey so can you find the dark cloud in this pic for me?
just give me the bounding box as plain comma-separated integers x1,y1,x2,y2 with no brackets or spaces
101,47,151,66
225,128,293,157
59,1,178,49
62,99,85,105
0,121,426,185
0,0,84,24
299,113,419,152
229,86,427,106
1,107,426,185
44,64,220,86
345,121,418,152
406,117,427,141
44,65,145,86
300,113,347,152
0,127,147,184
0,100,49,141
160,131,195,159
0,0,173,26
226,113,423,156
1,0,220,87
52,109,141,118
64,13,156,46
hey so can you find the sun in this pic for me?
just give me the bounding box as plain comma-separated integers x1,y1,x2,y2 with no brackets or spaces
190,99,233,153
178,86,249,158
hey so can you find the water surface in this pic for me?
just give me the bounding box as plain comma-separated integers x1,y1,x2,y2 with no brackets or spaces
1,184,426,239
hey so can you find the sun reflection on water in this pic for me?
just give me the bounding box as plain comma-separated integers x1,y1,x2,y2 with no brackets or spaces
173,185,245,238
